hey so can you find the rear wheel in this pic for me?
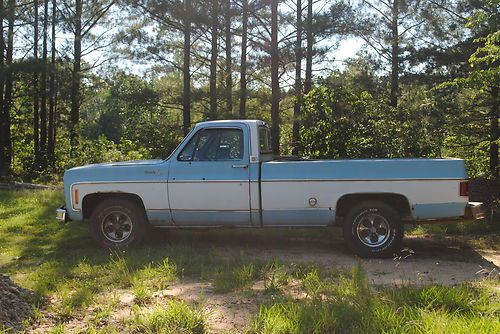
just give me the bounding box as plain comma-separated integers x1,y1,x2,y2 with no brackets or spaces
90,198,147,248
342,201,403,258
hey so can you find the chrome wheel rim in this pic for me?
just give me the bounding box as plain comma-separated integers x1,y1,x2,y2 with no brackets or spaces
355,212,390,248
101,211,133,243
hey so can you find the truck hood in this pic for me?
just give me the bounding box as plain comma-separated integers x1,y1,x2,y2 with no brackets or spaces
68,159,164,170
63,159,168,185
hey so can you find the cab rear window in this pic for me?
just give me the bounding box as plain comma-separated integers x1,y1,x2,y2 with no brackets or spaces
259,126,272,154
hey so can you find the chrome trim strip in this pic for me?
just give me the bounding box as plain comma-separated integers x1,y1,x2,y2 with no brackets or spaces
169,180,249,183
153,225,255,228
71,181,168,186
263,225,329,227
170,209,252,212
261,178,466,182
148,224,332,229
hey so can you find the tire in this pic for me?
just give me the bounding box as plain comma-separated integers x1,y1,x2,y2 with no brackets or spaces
342,201,403,258
90,198,147,248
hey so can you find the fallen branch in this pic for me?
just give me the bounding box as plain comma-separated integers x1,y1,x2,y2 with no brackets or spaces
0,182,59,190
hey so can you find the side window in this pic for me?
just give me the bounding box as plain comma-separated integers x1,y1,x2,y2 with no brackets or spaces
178,128,244,161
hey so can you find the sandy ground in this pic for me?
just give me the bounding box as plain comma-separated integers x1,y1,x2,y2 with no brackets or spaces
27,231,500,333
173,230,500,286
142,232,500,333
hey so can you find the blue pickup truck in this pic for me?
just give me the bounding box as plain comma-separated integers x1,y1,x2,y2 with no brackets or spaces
57,120,484,257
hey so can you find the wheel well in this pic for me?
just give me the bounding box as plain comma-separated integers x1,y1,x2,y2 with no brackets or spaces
335,193,412,224
82,192,147,220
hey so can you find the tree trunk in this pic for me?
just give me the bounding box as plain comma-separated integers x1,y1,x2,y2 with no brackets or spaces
1,0,15,175
70,0,82,152
182,0,191,135
490,86,499,179
0,0,6,175
270,0,280,155
33,0,40,165
225,0,232,117
53,74,58,166
48,0,56,168
304,0,312,94
389,0,399,108
238,0,248,119
292,0,302,156
39,0,49,168
209,0,218,119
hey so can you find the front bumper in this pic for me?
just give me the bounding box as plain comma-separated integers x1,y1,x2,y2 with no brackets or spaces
56,205,70,224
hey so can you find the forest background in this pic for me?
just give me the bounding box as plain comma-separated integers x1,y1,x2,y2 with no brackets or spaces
0,0,498,182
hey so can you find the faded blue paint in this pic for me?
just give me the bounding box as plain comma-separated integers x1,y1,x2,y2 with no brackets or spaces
249,163,260,181
67,208,83,221
262,209,335,226
251,211,260,226
171,211,252,226
63,160,171,221
261,159,467,181
146,210,174,226
413,202,466,220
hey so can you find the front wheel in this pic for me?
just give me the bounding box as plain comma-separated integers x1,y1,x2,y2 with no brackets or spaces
90,198,147,248
342,201,403,258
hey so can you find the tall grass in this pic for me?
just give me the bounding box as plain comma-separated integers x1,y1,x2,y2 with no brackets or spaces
129,301,205,334
213,263,256,293
262,260,289,294
249,265,500,334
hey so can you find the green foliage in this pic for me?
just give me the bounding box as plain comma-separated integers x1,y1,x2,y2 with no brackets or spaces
68,136,148,168
431,3,499,179
300,83,438,159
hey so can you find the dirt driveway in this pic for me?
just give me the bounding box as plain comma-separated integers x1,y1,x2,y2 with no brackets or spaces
158,228,499,286
27,228,500,334
143,229,500,333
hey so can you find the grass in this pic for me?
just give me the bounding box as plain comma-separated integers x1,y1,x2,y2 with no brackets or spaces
405,204,500,241
262,260,289,294
249,266,500,334
0,188,499,333
213,263,256,293
406,218,500,251
129,301,205,334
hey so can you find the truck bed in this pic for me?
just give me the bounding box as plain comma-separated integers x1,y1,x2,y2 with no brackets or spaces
261,158,467,181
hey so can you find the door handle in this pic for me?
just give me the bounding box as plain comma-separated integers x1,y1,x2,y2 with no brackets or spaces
232,164,248,169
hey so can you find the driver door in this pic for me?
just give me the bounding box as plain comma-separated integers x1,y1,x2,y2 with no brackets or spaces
168,126,251,226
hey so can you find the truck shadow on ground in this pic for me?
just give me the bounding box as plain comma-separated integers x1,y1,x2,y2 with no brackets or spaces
147,227,484,260
146,227,499,285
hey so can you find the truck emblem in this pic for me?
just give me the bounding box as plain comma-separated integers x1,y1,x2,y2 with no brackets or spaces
308,197,317,207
